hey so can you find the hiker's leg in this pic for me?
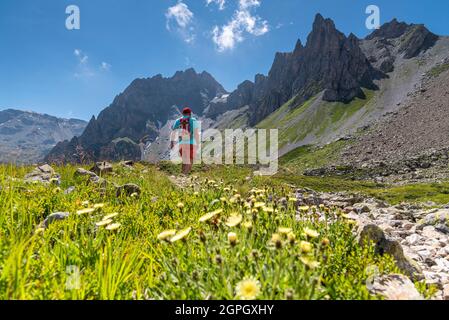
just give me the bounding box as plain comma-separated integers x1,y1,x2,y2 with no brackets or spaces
181,144,192,174
186,145,196,174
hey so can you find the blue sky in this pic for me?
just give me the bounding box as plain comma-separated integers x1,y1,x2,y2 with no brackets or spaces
1,0,449,121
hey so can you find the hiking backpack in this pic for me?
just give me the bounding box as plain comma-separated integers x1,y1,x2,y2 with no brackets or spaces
180,117,193,141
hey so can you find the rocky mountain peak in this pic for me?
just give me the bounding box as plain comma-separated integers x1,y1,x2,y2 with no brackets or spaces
399,24,439,59
45,69,227,163
242,14,381,125
366,18,411,40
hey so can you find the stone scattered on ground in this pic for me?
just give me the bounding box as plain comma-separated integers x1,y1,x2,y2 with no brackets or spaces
41,212,70,229
64,186,76,195
24,164,60,184
293,189,449,300
116,183,141,197
90,161,113,175
120,160,135,168
443,284,449,300
369,274,423,300
357,223,423,280
74,168,108,187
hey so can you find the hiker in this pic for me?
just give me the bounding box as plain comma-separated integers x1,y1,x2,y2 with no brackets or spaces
170,107,200,175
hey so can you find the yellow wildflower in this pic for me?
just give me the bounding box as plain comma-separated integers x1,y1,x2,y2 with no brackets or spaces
278,227,293,235
253,202,265,209
300,257,320,269
96,219,112,227
199,209,223,223
287,232,296,243
303,227,319,239
105,223,121,231
235,277,261,300
243,221,253,230
228,232,238,245
76,208,95,215
263,206,274,213
103,212,119,220
170,227,192,243
300,241,313,253
225,214,243,227
157,230,177,241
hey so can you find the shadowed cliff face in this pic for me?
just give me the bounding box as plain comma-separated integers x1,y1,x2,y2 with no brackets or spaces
250,13,384,125
45,69,226,164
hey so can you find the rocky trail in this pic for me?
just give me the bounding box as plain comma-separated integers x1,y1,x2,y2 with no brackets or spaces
293,188,449,300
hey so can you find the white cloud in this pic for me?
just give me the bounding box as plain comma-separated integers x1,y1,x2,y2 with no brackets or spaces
74,49,88,64
239,0,261,9
212,0,269,51
206,0,226,10
166,1,196,43
73,49,110,79
100,62,111,71
166,2,194,29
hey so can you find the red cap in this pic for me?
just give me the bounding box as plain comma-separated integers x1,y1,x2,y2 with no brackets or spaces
182,107,192,115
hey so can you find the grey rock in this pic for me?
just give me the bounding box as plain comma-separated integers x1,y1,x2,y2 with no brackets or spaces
443,284,449,300
24,164,60,184
369,274,423,300
435,224,449,235
406,234,421,245
74,168,98,178
419,210,449,227
74,168,108,187
116,183,141,197
42,212,70,229
64,186,76,195
90,161,113,175
357,223,423,280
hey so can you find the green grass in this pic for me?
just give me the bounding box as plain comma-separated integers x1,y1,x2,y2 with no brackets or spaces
280,141,349,174
364,182,449,205
257,90,375,149
428,62,449,78
0,163,407,300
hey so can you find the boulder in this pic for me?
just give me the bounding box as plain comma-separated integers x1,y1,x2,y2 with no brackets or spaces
24,164,60,184
418,210,449,228
74,168,108,187
116,183,141,197
42,212,70,229
357,223,423,280
443,284,449,301
90,161,113,175
64,186,76,195
369,274,423,300
120,160,135,167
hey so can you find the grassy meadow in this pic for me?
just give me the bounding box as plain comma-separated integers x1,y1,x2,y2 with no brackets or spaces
0,161,445,300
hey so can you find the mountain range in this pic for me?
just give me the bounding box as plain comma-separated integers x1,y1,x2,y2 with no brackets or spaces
35,14,449,171
0,109,87,164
